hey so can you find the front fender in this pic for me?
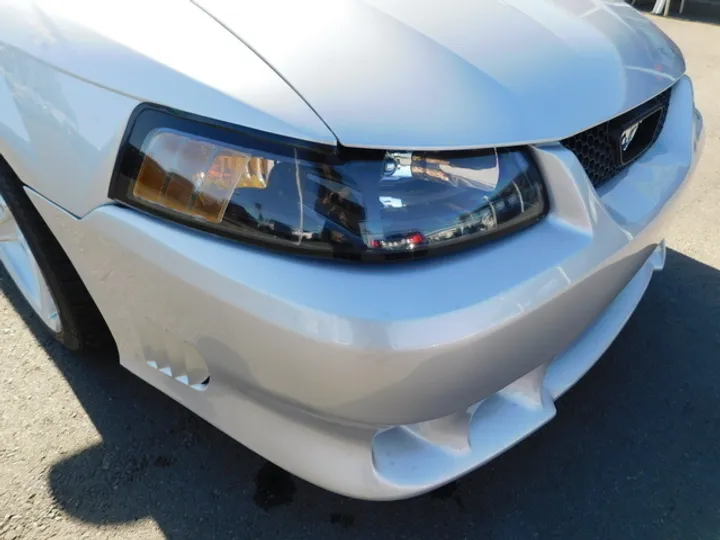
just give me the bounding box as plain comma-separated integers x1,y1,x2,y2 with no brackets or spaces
0,43,137,216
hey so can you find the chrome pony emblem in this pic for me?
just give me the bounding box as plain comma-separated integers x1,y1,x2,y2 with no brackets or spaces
620,122,640,152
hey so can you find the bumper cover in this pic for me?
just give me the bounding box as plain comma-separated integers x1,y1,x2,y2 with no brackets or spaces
29,76,704,499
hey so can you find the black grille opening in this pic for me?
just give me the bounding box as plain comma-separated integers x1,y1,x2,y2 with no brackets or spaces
561,88,672,187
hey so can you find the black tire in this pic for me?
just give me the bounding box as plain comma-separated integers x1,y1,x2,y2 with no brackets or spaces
0,158,115,353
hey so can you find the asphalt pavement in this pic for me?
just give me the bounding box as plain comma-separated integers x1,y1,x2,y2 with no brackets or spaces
1,15,719,540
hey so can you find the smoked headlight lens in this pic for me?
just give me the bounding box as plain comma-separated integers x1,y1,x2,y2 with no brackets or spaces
111,106,548,261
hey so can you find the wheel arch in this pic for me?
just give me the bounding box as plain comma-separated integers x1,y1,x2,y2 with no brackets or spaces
0,153,117,354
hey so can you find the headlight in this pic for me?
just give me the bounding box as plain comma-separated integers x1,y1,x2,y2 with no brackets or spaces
110,106,548,261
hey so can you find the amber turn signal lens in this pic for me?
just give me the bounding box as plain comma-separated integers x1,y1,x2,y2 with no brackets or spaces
133,130,274,223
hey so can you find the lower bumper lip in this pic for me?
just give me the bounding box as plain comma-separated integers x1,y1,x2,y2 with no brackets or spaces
373,241,665,494
26,76,703,499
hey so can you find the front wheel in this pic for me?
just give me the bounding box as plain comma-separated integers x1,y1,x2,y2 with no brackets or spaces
0,192,62,333
0,159,114,353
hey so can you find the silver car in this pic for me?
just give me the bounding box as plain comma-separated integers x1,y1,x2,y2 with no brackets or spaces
0,0,704,499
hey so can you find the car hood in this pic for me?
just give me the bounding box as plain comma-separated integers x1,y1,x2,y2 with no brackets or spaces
194,0,685,150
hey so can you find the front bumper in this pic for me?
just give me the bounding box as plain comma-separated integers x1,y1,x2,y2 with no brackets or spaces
29,76,704,500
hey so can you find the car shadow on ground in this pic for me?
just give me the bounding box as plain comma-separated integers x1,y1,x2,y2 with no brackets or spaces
1,248,719,540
